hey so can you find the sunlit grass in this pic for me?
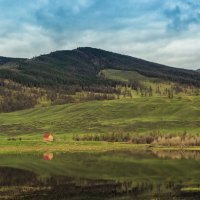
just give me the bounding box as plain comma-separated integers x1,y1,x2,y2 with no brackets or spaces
1,94,200,152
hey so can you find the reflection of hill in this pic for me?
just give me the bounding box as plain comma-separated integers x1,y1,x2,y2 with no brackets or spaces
0,167,37,186
0,151,200,199
0,151,200,183
0,167,192,200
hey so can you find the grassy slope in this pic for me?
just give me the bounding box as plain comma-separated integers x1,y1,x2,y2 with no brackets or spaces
1,97,200,139
101,69,151,82
102,69,149,82
102,69,200,96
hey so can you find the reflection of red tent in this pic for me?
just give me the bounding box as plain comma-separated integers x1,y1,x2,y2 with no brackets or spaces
43,132,54,142
43,152,54,161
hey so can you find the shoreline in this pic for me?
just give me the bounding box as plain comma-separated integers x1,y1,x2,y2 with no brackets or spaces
1,142,200,153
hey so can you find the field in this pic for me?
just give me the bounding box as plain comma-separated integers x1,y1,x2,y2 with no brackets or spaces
1,95,200,152
1,68,200,153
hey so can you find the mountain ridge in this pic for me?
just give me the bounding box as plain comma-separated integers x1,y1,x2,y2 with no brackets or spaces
1,47,198,87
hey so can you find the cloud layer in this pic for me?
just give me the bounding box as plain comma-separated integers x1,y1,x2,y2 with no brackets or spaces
0,0,199,69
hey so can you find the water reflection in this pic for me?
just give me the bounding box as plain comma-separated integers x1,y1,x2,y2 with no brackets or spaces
43,152,54,161
153,149,200,160
0,150,200,199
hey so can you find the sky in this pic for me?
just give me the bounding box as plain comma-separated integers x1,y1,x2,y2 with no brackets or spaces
0,0,199,69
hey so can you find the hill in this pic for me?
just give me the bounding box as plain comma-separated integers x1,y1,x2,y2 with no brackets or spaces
0,47,200,112
0,56,25,66
1,47,200,87
1,97,200,138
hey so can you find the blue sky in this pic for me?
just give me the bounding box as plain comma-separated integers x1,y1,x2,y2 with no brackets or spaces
0,0,199,69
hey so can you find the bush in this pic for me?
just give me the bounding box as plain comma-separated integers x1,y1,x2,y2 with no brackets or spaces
73,132,200,146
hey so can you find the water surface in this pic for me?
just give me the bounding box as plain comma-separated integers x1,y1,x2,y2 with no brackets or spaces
0,150,200,200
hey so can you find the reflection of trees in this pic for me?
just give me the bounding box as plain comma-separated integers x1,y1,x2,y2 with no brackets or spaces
0,167,38,186
0,167,193,200
152,150,200,160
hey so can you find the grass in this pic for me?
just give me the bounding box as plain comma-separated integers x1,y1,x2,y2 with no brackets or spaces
102,69,200,97
0,140,147,153
101,69,153,82
0,96,200,152
1,76,200,152
181,188,200,192
1,97,200,136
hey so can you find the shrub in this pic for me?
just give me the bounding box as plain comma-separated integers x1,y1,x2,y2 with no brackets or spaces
73,132,200,146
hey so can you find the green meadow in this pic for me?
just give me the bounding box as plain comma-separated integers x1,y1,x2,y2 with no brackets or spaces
1,95,200,152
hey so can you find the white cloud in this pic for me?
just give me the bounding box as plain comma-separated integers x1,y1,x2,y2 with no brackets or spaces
0,25,57,58
51,0,93,14
1,21,199,69
0,0,199,69
60,24,200,69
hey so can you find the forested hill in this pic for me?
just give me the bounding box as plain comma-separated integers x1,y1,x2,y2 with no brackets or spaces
0,47,200,112
0,56,25,65
0,47,200,87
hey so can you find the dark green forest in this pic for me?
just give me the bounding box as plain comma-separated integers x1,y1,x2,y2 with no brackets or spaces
1,47,200,87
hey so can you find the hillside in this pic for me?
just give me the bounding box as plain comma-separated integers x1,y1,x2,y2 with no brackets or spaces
1,97,200,138
0,47,200,112
0,56,25,66
1,47,200,87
